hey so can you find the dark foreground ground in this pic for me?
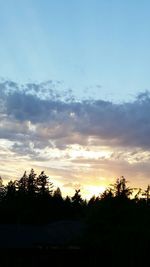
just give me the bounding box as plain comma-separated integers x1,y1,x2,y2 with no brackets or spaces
0,221,85,248
0,221,149,267
0,246,148,267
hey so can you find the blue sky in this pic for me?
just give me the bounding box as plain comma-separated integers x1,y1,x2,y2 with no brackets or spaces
1,1,150,197
1,0,150,101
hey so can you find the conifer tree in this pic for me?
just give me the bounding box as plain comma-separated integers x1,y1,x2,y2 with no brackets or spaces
37,171,53,196
17,171,28,195
53,187,62,199
72,189,83,205
27,169,37,196
6,180,16,198
112,176,132,199
143,185,150,203
0,176,5,200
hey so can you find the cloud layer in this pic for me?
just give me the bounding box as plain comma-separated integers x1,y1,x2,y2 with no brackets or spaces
0,80,150,150
0,80,150,197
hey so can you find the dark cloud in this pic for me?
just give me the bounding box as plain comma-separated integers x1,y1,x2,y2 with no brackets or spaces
12,141,38,157
0,80,150,153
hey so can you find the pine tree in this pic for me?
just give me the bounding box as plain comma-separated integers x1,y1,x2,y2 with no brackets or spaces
6,180,16,198
143,185,150,203
53,187,62,199
37,171,53,196
100,188,113,200
27,169,37,196
72,189,83,205
0,176,5,200
112,176,132,199
17,171,28,195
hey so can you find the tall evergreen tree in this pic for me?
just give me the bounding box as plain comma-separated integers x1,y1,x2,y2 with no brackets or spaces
0,177,5,200
112,176,132,199
6,180,16,198
100,188,113,200
53,187,62,199
72,189,83,205
143,185,150,203
37,171,53,196
27,169,37,196
17,171,28,195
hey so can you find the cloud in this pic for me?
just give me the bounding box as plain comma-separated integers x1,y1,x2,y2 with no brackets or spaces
1,79,150,197
0,80,150,153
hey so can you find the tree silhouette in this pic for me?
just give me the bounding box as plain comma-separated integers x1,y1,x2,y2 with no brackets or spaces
72,189,83,205
37,171,53,196
0,170,148,266
88,195,96,206
143,185,150,203
100,188,113,200
134,188,142,202
27,169,37,196
53,187,62,199
17,171,28,195
112,176,133,200
0,177,5,200
6,180,16,198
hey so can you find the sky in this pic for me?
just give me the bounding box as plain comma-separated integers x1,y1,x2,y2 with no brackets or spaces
0,0,150,198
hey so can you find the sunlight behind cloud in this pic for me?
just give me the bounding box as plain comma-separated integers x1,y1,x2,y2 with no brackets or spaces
84,185,106,199
0,81,150,198
66,145,112,159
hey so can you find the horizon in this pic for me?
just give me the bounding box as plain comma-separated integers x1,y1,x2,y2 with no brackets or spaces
1,166,149,200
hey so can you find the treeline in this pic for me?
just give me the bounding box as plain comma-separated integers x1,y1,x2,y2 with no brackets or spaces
0,169,85,223
0,170,150,225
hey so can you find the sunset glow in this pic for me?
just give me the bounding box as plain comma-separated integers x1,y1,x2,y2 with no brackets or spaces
0,1,150,199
